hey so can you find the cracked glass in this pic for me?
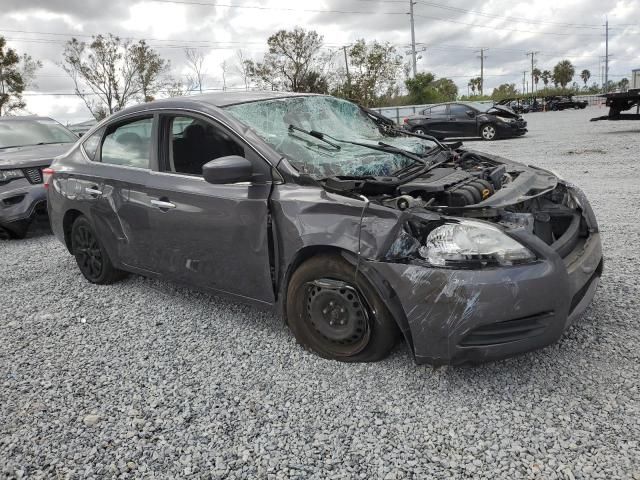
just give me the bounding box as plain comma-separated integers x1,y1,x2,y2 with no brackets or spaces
225,96,437,178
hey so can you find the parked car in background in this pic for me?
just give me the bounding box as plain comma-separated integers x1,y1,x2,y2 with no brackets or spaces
496,98,531,114
546,95,588,111
0,116,77,239
403,102,527,141
46,92,602,366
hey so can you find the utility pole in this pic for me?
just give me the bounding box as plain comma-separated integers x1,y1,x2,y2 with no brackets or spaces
522,71,527,95
526,51,539,96
409,0,417,77
476,48,487,96
604,18,609,92
342,46,351,89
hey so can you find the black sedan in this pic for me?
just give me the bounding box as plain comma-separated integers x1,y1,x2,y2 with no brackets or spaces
403,102,527,141
46,92,601,365
546,96,588,111
0,116,77,239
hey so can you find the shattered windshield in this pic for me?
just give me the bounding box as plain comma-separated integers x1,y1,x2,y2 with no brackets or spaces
224,96,437,178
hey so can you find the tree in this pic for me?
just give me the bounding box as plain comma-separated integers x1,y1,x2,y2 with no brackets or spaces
541,70,552,89
552,60,575,88
336,39,403,106
618,78,630,92
491,83,519,99
580,69,591,87
0,37,41,116
468,77,482,96
246,28,328,93
532,68,541,92
235,49,252,91
62,34,167,119
130,40,169,102
184,47,206,93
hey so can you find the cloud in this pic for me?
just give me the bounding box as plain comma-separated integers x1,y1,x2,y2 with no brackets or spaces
1,0,638,122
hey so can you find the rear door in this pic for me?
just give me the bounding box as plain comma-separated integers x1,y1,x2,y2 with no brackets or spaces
447,104,478,137
422,104,450,137
143,112,275,303
75,115,158,272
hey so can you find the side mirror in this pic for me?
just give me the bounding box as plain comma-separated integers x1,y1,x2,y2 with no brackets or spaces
466,110,476,118
202,155,253,184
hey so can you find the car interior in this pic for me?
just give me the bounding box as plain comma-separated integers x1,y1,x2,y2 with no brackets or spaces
168,117,244,175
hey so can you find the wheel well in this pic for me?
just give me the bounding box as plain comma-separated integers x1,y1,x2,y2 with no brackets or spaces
62,209,83,252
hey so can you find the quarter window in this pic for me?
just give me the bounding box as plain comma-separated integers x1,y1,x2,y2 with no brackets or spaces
82,128,103,161
101,117,153,168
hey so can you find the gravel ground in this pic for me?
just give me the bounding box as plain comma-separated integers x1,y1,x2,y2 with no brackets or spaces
1,107,639,479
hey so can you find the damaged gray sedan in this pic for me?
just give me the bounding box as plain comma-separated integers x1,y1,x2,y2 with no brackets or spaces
47,92,603,365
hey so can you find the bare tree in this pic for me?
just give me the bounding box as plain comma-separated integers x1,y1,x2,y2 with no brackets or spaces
184,47,206,93
221,60,228,91
165,78,188,97
235,49,251,91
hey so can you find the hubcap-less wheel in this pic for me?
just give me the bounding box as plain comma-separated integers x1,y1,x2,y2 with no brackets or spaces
481,124,496,140
305,281,370,356
73,224,104,281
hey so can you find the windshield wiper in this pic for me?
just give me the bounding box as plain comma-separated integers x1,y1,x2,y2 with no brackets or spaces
288,124,341,151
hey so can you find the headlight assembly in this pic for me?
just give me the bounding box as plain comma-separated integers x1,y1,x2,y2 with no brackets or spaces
495,116,512,123
418,220,535,268
0,169,25,183
385,218,537,269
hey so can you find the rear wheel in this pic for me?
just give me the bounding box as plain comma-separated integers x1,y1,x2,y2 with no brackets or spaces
286,254,399,362
413,127,427,135
71,216,127,284
480,123,497,141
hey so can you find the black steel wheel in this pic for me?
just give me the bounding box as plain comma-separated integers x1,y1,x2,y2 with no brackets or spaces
286,254,399,362
71,216,127,284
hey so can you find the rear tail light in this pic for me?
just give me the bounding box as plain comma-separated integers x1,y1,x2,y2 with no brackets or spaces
403,118,408,123
42,168,54,189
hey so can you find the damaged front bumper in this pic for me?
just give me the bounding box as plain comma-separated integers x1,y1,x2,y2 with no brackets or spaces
367,185,602,366
0,178,47,236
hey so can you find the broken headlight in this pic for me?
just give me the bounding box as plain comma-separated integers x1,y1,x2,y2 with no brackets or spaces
0,169,25,183
419,220,535,268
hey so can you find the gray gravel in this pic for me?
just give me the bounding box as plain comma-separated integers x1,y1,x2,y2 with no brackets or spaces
1,107,639,479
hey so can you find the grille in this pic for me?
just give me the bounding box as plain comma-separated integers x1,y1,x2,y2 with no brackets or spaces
22,167,43,184
459,311,554,347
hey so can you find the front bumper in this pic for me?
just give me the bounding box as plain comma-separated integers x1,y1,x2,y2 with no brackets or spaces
369,229,602,366
0,178,47,235
497,120,528,137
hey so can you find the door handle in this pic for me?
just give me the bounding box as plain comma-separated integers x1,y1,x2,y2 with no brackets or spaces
85,187,102,196
151,199,176,210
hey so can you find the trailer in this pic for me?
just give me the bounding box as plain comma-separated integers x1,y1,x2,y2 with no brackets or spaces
590,89,640,121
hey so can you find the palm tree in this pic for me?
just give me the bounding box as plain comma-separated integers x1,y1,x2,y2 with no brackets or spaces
553,60,575,88
580,69,591,88
532,68,541,93
469,79,476,96
541,70,551,90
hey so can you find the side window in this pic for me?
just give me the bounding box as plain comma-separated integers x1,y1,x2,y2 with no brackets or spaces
449,104,469,116
82,128,103,161
166,116,244,176
429,105,447,115
101,117,153,168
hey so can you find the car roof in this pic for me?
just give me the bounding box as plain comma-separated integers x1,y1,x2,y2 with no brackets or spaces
155,91,319,108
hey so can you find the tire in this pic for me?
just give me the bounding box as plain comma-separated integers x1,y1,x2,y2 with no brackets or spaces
480,123,497,141
413,127,427,136
286,254,399,363
71,216,127,284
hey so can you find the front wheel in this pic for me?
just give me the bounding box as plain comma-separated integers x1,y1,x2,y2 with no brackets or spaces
413,127,427,135
286,254,399,362
71,216,127,284
480,123,497,141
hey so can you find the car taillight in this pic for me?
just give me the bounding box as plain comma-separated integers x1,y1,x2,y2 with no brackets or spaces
403,118,408,123
42,168,54,189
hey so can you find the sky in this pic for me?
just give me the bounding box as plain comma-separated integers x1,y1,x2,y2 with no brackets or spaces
2,0,639,124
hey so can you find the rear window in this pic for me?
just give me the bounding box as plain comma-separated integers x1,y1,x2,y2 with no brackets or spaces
0,119,77,149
